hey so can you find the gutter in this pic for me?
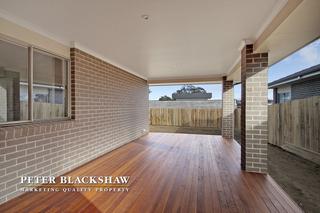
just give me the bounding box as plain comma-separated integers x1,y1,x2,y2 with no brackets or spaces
268,70,320,89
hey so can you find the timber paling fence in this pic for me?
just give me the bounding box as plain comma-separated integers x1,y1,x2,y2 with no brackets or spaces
149,108,222,129
267,96,320,155
20,101,65,120
150,96,320,159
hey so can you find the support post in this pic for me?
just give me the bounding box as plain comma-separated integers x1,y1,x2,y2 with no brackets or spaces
222,76,234,139
241,44,268,173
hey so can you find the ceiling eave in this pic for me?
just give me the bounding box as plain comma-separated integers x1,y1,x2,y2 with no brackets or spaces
226,0,304,82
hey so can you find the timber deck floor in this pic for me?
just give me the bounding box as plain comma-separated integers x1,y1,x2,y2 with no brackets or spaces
0,133,302,213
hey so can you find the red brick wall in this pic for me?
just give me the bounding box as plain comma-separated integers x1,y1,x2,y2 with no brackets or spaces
0,48,149,204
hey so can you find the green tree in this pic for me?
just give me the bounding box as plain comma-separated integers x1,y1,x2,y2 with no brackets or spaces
159,95,173,101
175,84,207,94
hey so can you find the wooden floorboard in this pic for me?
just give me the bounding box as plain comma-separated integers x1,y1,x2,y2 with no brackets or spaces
0,133,303,213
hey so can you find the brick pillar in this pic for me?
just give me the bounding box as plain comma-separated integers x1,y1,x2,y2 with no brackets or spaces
241,44,268,173
222,76,234,139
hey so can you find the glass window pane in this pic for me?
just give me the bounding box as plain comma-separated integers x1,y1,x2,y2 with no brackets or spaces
33,50,67,120
0,40,28,123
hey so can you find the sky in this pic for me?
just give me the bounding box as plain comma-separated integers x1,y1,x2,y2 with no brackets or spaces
149,38,320,100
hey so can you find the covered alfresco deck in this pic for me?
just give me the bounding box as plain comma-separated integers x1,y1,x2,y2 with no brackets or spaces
0,133,302,213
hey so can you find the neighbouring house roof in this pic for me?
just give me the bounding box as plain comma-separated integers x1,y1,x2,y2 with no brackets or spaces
268,64,320,89
172,92,212,100
149,100,222,109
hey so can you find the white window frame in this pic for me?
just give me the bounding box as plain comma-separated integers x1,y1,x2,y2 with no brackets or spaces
277,92,291,103
0,36,71,126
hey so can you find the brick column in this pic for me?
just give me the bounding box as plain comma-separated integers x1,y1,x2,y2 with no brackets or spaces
241,44,268,173
222,76,234,139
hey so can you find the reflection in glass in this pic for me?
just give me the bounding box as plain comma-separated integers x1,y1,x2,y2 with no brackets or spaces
33,50,68,120
0,40,28,123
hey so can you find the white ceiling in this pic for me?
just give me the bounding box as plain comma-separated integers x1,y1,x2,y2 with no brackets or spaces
228,0,320,82
0,0,285,81
257,0,320,66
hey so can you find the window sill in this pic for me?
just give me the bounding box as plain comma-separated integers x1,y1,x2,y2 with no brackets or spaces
0,117,73,128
